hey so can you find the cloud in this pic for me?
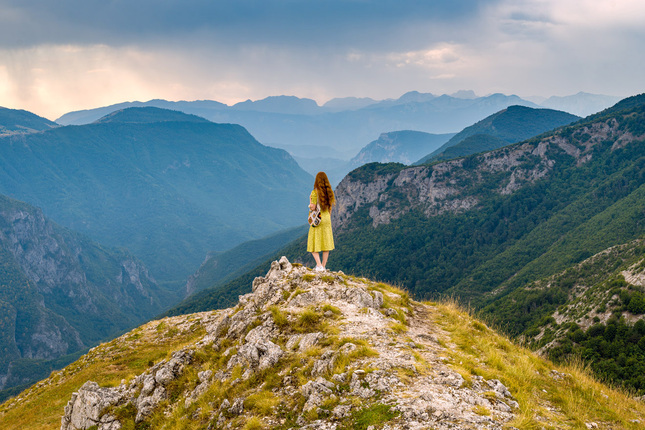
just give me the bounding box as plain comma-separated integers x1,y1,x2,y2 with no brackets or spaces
0,0,495,50
0,0,643,119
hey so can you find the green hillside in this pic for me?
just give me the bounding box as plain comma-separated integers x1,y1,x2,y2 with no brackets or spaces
417,105,580,164
0,108,313,281
430,133,508,162
488,238,645,393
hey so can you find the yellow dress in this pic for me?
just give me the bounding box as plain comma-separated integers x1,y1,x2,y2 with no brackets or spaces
307,190,335,252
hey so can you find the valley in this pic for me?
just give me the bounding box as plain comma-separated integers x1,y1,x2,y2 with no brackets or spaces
0,91,643,427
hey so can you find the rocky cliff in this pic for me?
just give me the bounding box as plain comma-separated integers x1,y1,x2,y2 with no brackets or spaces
349,130,453,167
332,116,640,232
3,257,637,429
0,194,170,393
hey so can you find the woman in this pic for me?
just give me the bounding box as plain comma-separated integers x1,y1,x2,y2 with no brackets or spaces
308,171,335,271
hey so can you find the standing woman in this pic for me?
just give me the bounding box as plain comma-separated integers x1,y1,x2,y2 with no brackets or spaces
308,172,335,271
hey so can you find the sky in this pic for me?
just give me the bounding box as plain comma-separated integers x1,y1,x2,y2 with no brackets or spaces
0,0,644,120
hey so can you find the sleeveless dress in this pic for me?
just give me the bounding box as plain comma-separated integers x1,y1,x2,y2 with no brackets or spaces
307,190,335,252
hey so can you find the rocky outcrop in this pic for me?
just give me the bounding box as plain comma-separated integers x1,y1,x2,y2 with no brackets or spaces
60,257,519,429
61,350,194,430
332,115,641,230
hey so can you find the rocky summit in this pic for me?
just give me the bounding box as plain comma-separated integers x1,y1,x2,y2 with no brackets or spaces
60,257,517,430
4,258,644,429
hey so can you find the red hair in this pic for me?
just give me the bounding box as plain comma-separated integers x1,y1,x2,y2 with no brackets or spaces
314,172,335,211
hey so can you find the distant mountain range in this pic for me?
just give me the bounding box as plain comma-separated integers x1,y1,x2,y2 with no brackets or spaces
0,106,313,281
0,193,171,398
54,92,618,161
416,105,580,164
536,92,622,117
165,94,645,393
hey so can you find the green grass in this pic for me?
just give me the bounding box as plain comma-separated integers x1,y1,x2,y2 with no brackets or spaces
293,308,323,333
343,404,399,430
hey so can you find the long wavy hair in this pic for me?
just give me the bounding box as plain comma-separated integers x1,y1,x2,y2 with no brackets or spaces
314,171,335,212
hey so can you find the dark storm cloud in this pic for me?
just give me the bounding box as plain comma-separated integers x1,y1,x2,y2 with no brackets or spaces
0,0,498,49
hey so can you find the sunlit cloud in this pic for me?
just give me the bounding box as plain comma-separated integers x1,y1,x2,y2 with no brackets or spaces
0,0,643,118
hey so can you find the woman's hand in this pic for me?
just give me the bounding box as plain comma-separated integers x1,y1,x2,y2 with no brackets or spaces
309,203,316,210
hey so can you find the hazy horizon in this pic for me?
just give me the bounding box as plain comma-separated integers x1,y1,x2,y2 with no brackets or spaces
1,0,643,120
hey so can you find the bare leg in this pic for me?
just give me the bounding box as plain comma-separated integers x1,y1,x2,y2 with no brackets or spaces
312,252,322,268
321,251,329,269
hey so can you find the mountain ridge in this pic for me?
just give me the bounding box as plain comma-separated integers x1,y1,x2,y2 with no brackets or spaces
55,92,597,159
0,193,170,397
350,130,454,167
0,108,313,281
416,105,580,164
0,107,59,135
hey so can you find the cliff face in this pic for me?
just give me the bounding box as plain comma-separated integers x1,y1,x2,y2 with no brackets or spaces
349,131,453,167
332,117,639,232
2,258,642,429
0,194,168,391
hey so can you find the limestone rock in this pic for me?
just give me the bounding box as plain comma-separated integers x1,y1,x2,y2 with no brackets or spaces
60,349,193,429
61,382,125,430
227,341,283,372
59,257,524,430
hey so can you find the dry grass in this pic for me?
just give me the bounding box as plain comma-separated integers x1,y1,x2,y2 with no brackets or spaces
0,314,211,430
428,298,645,429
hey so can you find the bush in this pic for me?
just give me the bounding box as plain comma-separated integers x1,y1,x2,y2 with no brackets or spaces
628,292,645,314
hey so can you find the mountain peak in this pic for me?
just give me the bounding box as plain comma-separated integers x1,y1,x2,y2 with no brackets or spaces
231,95,321,115
0,106,59,135
59,257,521,429
94,106,210,124
397,91,436,103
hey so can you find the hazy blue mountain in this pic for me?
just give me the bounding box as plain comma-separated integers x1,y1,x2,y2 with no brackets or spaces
350,130,454,167
231,95,321,115
56,99,228,126
55,93,543,159
292,156,350,187
364,90,438,108
0,107,313,282
322,96,378,111
539,92,621,117
292,130,454,187
95,106,210,124
416,105,580,164
450,90,478,99
0,193,171,396
0,106,59,135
